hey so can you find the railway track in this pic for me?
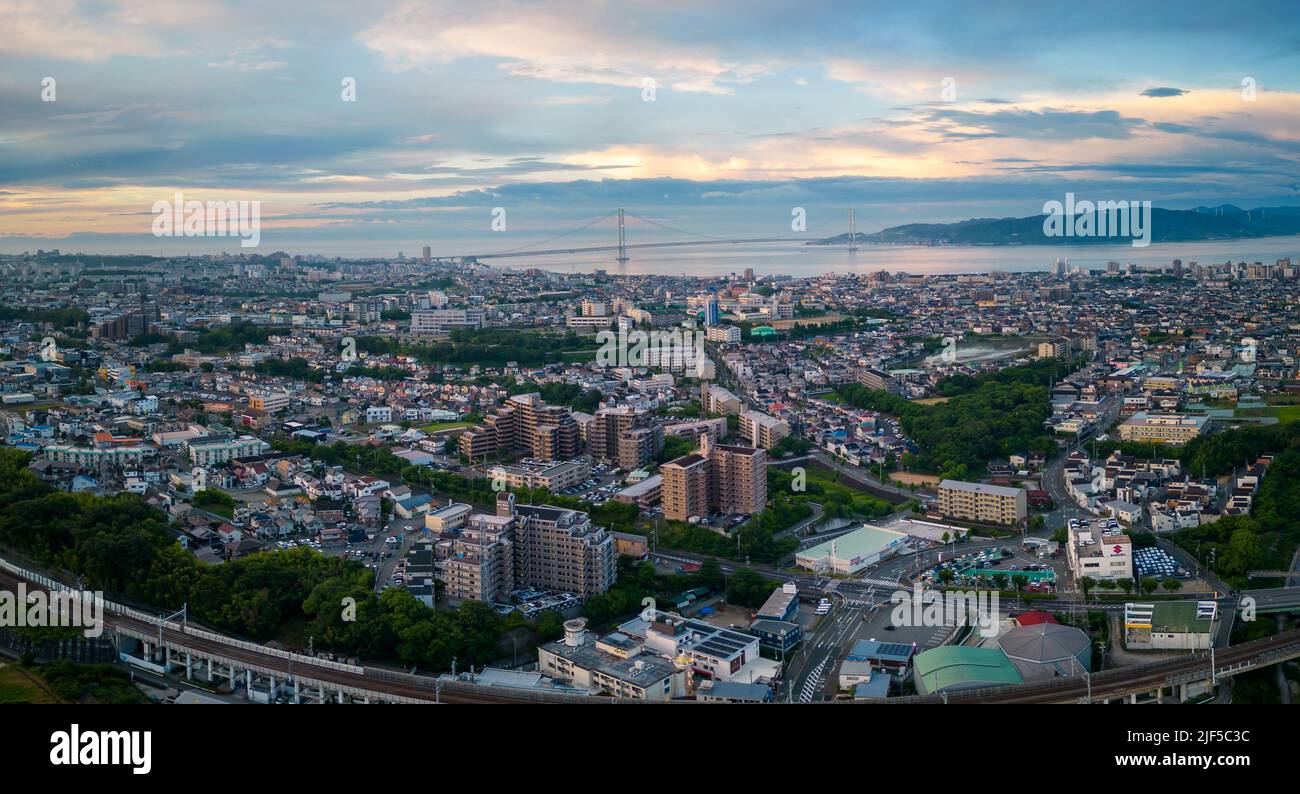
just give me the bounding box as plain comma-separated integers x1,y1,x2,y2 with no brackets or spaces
6,563,1296,705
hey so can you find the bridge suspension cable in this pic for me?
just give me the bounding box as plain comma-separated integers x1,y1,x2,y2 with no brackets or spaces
480,210,617,256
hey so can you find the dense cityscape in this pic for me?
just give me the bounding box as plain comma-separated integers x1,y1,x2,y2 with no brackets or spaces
1,245,1298,708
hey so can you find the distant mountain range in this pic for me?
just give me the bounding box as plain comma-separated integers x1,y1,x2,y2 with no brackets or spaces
814,205,1300,246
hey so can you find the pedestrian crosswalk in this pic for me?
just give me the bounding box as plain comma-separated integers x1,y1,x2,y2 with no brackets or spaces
799,658,828,703
856,577,904,589
926,626,952,647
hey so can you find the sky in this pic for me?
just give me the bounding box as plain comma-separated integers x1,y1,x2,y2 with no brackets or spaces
3,0,1300,257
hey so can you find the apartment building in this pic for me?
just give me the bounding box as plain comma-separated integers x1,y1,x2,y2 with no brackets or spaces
489,459,590,491
856,367,901,394
739,410,790,450
704,384,743,415
705,324,741,344
661,435,766,522
184,434,269,466
497,494,617,598
458,393,582,462
589,406,663,469
662,417,728,445
441,513,516,603
661,451,711,522
1117,412,1210,445
937,479,1027,526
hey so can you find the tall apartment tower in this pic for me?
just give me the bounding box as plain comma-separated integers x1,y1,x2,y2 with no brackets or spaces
660,434,767,523
496,493,616,598
458,393,581,462
590,406,662,469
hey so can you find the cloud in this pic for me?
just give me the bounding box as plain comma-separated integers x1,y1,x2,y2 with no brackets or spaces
0,0,218,61
1142,86,1190,97
357,1,773,94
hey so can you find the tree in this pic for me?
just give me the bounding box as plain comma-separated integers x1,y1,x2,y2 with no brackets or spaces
1010,574,1029,598
1117,577,1135,595
1078,576,1095,601
937,568,955,584
696,558,724,592
1219,527,1261,578
1140,576,1159,595
1162,577,1183,592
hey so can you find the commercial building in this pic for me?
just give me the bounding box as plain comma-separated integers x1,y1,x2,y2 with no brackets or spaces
247,390,291,413
794,524,909,575
538,619,686,701
1066,523,1133,581
1124,601,1217,650
938,479,1027,526
1117,412,1210,445
410,308,485,334
846,639,916,674
739,410,790,450
620,610,780,684
755,582,801,622
747,619,801,654
424,502,472,533
660,435,766,522
993,622,1091,680
613,474,662,508
912,646,1024,695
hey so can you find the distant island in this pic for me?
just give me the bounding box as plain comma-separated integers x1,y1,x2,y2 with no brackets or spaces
813,205,1300,246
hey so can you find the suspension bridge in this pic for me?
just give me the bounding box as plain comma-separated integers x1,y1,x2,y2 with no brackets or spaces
457,207,884,263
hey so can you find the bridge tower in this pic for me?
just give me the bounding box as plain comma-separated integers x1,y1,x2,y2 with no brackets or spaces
848,207,858,252
617,207,629,263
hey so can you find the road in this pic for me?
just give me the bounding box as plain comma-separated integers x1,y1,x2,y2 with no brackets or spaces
785,587,878,702
1040,394,1121,527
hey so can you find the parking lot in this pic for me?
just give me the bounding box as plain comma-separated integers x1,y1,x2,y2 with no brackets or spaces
1133,545,1189,580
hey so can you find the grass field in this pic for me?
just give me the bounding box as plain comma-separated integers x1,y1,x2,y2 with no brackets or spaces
0,663,62,704
910,396,952,406
418,422,472,433
1238,405,1300,423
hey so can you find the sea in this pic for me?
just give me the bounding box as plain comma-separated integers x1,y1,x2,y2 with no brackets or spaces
486,236,1300,278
